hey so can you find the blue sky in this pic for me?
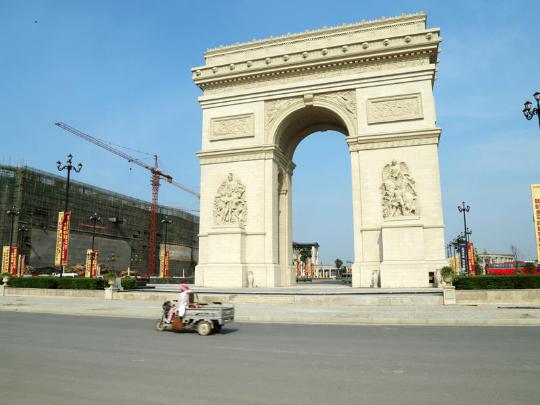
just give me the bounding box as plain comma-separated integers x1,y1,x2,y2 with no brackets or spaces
1,0,539,264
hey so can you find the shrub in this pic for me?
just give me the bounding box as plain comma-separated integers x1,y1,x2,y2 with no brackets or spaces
121,276,137,290
523,263,537,275
440,266,454,282
56,278,106,290
7,277,106,290
9,277,58,289
454,275,540,290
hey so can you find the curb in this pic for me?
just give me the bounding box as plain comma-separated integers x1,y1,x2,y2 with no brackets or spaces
2,307,540,326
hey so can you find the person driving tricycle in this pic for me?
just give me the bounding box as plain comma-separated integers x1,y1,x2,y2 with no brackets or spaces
164,284,192,323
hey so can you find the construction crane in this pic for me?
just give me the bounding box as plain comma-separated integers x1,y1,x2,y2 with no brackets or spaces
55,122,200,276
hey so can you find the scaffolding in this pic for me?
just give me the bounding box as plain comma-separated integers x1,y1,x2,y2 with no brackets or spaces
0,164,199,276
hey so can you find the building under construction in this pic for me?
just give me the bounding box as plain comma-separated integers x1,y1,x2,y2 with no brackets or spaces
0,164,199,276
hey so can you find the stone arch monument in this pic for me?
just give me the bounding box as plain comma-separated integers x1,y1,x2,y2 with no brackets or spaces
192,13,447,288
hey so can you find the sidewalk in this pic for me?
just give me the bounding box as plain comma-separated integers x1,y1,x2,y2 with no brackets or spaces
1,294,540,325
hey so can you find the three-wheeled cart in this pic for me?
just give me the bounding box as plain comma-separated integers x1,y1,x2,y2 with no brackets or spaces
155,301,234,336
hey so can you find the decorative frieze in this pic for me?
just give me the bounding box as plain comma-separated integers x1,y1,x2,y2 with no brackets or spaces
210,113,254,141
214,173,247,226
367,93,423,124
380,160,418,219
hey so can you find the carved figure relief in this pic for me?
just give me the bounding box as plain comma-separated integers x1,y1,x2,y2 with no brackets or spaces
316,90,357,128
211,114,254,140
214,173,247,226
264,97,299,130
317,90,356,114
367,93,423,124
381,160,418,218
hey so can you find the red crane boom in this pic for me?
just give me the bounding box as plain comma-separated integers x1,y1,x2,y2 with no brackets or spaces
55,122,199,276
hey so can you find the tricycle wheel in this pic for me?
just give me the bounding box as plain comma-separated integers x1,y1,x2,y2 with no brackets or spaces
212,321,222,333
155,319,166,332
197,321,212,336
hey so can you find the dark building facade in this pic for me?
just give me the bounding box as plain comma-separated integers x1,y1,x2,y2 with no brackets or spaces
0,164,199,276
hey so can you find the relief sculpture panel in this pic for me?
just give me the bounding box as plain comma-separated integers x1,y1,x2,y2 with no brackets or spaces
367,93,423,124
213,173,248,226
211,114,254,141
380,160,418,219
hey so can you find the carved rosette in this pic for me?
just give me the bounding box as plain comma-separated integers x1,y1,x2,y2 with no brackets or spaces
213,173,247,226
380,160,418,219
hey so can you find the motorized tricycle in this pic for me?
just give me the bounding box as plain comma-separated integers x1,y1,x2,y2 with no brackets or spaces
155,299,234,336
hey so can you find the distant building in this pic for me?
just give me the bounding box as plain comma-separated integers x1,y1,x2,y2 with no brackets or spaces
477,252,515,274
0,164,199,276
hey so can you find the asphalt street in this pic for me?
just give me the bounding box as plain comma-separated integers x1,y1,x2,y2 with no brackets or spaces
0,312,539,405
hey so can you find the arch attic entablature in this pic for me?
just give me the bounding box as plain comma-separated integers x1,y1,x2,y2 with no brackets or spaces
192,12,440,100
192,13,447,289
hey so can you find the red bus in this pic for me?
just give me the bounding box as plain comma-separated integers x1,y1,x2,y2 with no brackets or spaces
486,261,538,275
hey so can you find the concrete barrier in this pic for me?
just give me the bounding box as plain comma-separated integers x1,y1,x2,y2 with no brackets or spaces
456,289,540,305
6,286,540,306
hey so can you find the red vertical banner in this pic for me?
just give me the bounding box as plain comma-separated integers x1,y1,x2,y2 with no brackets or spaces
9,246,18,276
467,242,476,276
92,251,99,278
160,249,170,278
55,211,71,268
163,250,169,278
1,246,9,273
61,211,71,266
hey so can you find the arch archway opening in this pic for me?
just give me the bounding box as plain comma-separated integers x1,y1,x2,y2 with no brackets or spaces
274,106,349,160
274,106,353,286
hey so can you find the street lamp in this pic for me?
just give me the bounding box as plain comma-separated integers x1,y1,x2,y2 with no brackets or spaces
56,154,82,277
56,153,83,213
6,207,19,275
17,224,28,276
522,91,540,129
107,253,118,273
129,253,141,276
457,202,471,275
89,213,101,277
161,217,172,253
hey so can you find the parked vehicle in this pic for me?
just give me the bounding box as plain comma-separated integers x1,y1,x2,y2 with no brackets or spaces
486,261,539,275
155,300,234,336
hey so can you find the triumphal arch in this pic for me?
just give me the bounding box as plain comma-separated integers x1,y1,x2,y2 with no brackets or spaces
191,13,447,288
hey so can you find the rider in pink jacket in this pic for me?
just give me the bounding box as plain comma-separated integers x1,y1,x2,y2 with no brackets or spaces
165,284,191,323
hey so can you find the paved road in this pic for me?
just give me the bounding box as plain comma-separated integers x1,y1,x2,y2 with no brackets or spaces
0,313,539,405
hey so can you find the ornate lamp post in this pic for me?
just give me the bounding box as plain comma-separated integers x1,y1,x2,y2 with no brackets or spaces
17,224,28,276
522,92,540,129
56,154,83,213
56,154,82,277
129,253,141,276
89,213,101,277
107,252,118,273
457,202,471,275
6,207,19,275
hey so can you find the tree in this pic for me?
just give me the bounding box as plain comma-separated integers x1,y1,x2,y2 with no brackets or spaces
335,258,343,270
510,245,519,274
299,248,312,263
